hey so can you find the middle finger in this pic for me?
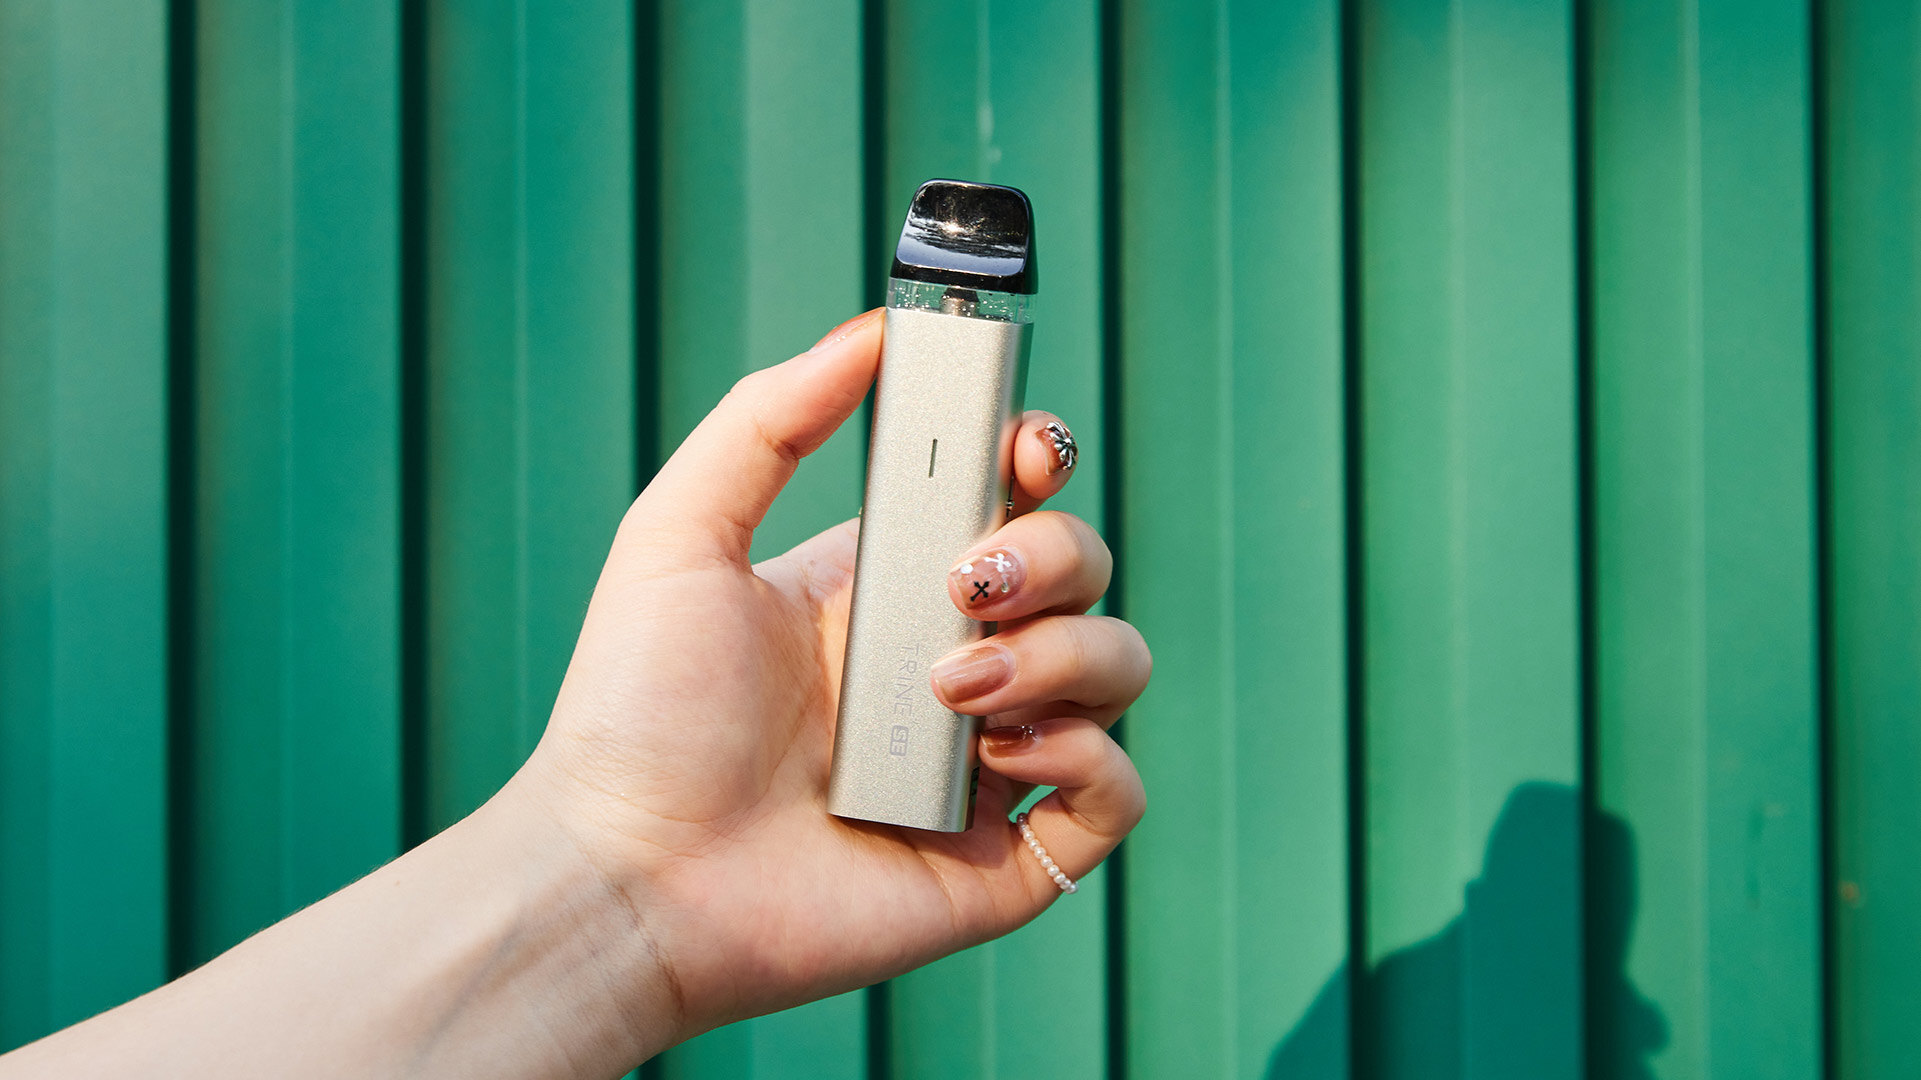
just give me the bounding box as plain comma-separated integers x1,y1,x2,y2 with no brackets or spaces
927,614,1151,724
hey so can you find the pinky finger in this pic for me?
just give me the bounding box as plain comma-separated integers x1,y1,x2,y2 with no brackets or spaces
977,717,1145,909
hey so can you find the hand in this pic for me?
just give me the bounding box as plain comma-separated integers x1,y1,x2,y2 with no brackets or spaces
512,309,1151,1046
0,310,1149,1080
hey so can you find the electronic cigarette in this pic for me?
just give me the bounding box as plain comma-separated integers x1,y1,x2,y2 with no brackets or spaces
827,179,1037,833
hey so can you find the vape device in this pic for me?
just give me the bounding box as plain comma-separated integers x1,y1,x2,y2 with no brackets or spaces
827,179,1037,833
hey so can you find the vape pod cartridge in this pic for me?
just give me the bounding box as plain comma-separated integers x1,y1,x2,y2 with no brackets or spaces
827,179,1037,833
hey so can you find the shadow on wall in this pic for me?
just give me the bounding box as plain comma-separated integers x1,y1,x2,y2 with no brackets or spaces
1267,783,1667,1079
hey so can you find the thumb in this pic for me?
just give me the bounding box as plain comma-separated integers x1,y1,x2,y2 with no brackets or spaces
632,310,881,563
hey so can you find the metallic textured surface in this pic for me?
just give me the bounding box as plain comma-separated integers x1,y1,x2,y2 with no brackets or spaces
1591,2,1822,1075
1357,0,1582,1075
0,0,171,1041
184,0,404,971
1117,4,1360,1075
829,306,1029,833
1827,4,1921,1076
2,2,1918,1077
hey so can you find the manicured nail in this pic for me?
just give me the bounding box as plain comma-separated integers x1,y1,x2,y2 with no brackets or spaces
980,723,1039,754
808,309,880,353
930,645,1014,703
1036,419,1078,475
951,548,1024,607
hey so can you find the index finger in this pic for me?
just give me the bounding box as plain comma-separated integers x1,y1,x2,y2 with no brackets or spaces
1009,411,1080,517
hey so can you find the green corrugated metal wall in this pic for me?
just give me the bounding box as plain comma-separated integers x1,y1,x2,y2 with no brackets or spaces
0,1,1914,1077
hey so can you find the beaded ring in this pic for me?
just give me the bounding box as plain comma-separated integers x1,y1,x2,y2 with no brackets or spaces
1015,812,1079,894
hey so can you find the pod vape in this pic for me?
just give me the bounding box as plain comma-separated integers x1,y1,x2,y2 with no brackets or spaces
827,179,1037,832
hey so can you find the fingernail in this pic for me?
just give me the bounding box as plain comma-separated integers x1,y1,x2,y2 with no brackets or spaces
930,645,1014,703
951,548,1024,608
980,723,1039,754
1036,419,1078,475
808,309,879,353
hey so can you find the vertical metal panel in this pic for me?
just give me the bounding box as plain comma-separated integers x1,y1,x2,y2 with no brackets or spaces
1589,0,1822,1075
1118,1,1351,1077
880,2,1110,1077
0,0,174,1041
423,0,636,832
1356,0,1582,1076
1115,1,1234,1070
652,0,870,1075
1224,2,1351,1076
278,0,404,925
1824,1,1921,1077
185,0,402,966
0,2,58,1045
44,3,175,1029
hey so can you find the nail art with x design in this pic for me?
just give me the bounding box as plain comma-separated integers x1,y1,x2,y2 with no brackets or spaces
951,548,1024,608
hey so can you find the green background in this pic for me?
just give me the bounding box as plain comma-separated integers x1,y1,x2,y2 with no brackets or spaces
1,1,1914,1077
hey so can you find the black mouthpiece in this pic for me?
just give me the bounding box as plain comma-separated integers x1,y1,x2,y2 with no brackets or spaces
890,179,1037,295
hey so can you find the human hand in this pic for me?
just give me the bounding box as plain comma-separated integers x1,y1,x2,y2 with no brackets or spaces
0,310,1147,1080
507,309,1150,1049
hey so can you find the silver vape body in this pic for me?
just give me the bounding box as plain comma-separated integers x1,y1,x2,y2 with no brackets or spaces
828,180,1037,832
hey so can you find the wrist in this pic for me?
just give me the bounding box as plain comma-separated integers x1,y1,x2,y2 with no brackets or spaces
6,759,688,1079
461,773,688,1069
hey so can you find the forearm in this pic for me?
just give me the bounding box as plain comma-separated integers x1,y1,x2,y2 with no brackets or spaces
2,780,677,1080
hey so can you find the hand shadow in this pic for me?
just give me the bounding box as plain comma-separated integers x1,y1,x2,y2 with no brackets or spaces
1267,782,1667,1079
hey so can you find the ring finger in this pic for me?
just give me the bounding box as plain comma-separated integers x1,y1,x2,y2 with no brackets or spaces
977,717,1144,911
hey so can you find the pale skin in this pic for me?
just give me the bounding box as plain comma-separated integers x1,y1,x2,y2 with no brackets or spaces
1,310,1151,1079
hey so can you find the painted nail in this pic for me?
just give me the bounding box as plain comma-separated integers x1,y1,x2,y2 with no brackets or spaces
808,309,879,353
1036,419,1078,474
980,724,1039,754
950,548,1024,607
930,645,1014,703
